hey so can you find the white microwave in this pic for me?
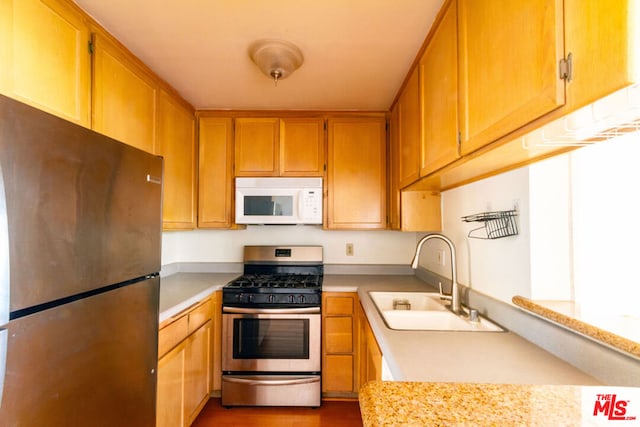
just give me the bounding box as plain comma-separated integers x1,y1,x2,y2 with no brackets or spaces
235,177,323,224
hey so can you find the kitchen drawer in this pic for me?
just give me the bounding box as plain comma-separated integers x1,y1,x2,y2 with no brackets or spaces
324,296,354,315
188,298,212,333
324,317,353,353
158,314,189,358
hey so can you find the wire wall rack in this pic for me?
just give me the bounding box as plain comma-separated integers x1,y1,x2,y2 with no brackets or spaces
461,209,518,240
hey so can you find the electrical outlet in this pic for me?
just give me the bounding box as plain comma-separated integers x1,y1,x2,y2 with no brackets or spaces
346,243,354,256
436,249,445,266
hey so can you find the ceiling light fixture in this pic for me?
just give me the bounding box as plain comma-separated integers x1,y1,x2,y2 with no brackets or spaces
249,39,304,86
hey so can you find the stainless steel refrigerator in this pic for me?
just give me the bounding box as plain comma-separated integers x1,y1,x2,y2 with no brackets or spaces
0,95,163,426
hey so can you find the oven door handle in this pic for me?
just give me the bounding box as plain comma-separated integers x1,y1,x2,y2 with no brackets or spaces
223,376,320,386
222,307,321,314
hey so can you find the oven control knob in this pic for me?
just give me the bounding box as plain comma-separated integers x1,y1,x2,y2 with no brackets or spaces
298,295,305,303
288,295,295,303
248,294,253,303
268,294,275,303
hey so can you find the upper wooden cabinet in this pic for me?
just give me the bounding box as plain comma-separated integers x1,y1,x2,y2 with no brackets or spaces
326,117,387,230
234,118,279,176
234,117,325,177
397,68,421,188
157,90,196,230
280,118,325,176
563,0,637,110
92,33,158,154
458,0,565,155
198,116,236,229
0,0,91,126
420,0,459,176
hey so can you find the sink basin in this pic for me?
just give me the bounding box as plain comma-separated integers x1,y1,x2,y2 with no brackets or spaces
368,291,504,332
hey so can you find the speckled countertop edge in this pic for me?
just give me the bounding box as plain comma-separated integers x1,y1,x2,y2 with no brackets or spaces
512,295,640,359
358,381,640,427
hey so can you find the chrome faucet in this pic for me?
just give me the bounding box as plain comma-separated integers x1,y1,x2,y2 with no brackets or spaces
410,233,462,315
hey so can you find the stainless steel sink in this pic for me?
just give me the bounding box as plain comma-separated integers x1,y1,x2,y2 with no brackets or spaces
368,291,504,332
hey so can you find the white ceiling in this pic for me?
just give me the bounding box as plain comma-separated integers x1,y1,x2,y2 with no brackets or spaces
74,0,444,111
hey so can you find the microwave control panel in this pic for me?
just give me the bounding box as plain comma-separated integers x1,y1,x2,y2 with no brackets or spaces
301,189,322,221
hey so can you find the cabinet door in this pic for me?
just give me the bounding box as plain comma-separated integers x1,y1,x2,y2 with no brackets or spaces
563,0,637,110
326,117,387,230
280,118,325,176
420,0,459,175
184,321,212,425
458,0,565,155
198,117,235,228
157,344,186,427
234,118,279,176
92,33,157,153
157,90,196,230
358,304,382,388
0,0,91,126
397,68,421,188
388,104,401,231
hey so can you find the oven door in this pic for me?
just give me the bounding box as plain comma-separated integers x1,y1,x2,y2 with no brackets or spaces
222,308,321,373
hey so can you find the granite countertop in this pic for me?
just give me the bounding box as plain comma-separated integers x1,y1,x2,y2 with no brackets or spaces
359,381,640,426
512,296,640,359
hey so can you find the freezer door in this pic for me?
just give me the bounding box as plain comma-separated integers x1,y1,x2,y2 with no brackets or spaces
0,95,162,313
0,276,159,426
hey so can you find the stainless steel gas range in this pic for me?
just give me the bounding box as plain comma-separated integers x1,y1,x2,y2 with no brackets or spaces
221,245,323,407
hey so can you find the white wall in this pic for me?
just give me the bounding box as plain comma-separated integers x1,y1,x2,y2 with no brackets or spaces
162,226,419,266
418,167,531,303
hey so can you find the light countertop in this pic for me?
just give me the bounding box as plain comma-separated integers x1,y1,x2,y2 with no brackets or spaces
324,275,600,385
359,381,640,426
160,273,600,384
158,273,237,323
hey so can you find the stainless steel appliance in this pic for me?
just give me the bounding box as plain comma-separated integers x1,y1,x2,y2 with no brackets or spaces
235,177,323,224
221,245,323,407
0,95,162,426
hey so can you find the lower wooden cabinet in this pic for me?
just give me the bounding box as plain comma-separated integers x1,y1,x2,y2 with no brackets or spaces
322,292,358,397
157,296,215,427
358,302,382,386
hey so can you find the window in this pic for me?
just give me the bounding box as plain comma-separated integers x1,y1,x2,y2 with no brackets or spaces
530,131,640,342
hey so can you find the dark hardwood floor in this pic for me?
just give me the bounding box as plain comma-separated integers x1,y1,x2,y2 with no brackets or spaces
192,398,363,427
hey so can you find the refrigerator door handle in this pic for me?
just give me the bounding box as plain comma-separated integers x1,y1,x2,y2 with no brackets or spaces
0,328,7,407
0,164,10,325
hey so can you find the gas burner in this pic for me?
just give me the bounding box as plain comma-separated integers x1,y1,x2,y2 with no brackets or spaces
222,246,323,308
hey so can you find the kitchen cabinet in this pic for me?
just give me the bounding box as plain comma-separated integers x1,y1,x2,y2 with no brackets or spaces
425,0,638,191
322,292,358,397
234,118,279,176
234,117,325,177
358,303,382,386
197,116,236,229
157,296,213,427
420,0,459,175
388,104,401,230
457,0,565,155
157,90,196,230
562,0,636,110
279,117,325,176
0,0,91,126
326,117,387,230
92,32,157,153
397,68,421,188
389,100,442,232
